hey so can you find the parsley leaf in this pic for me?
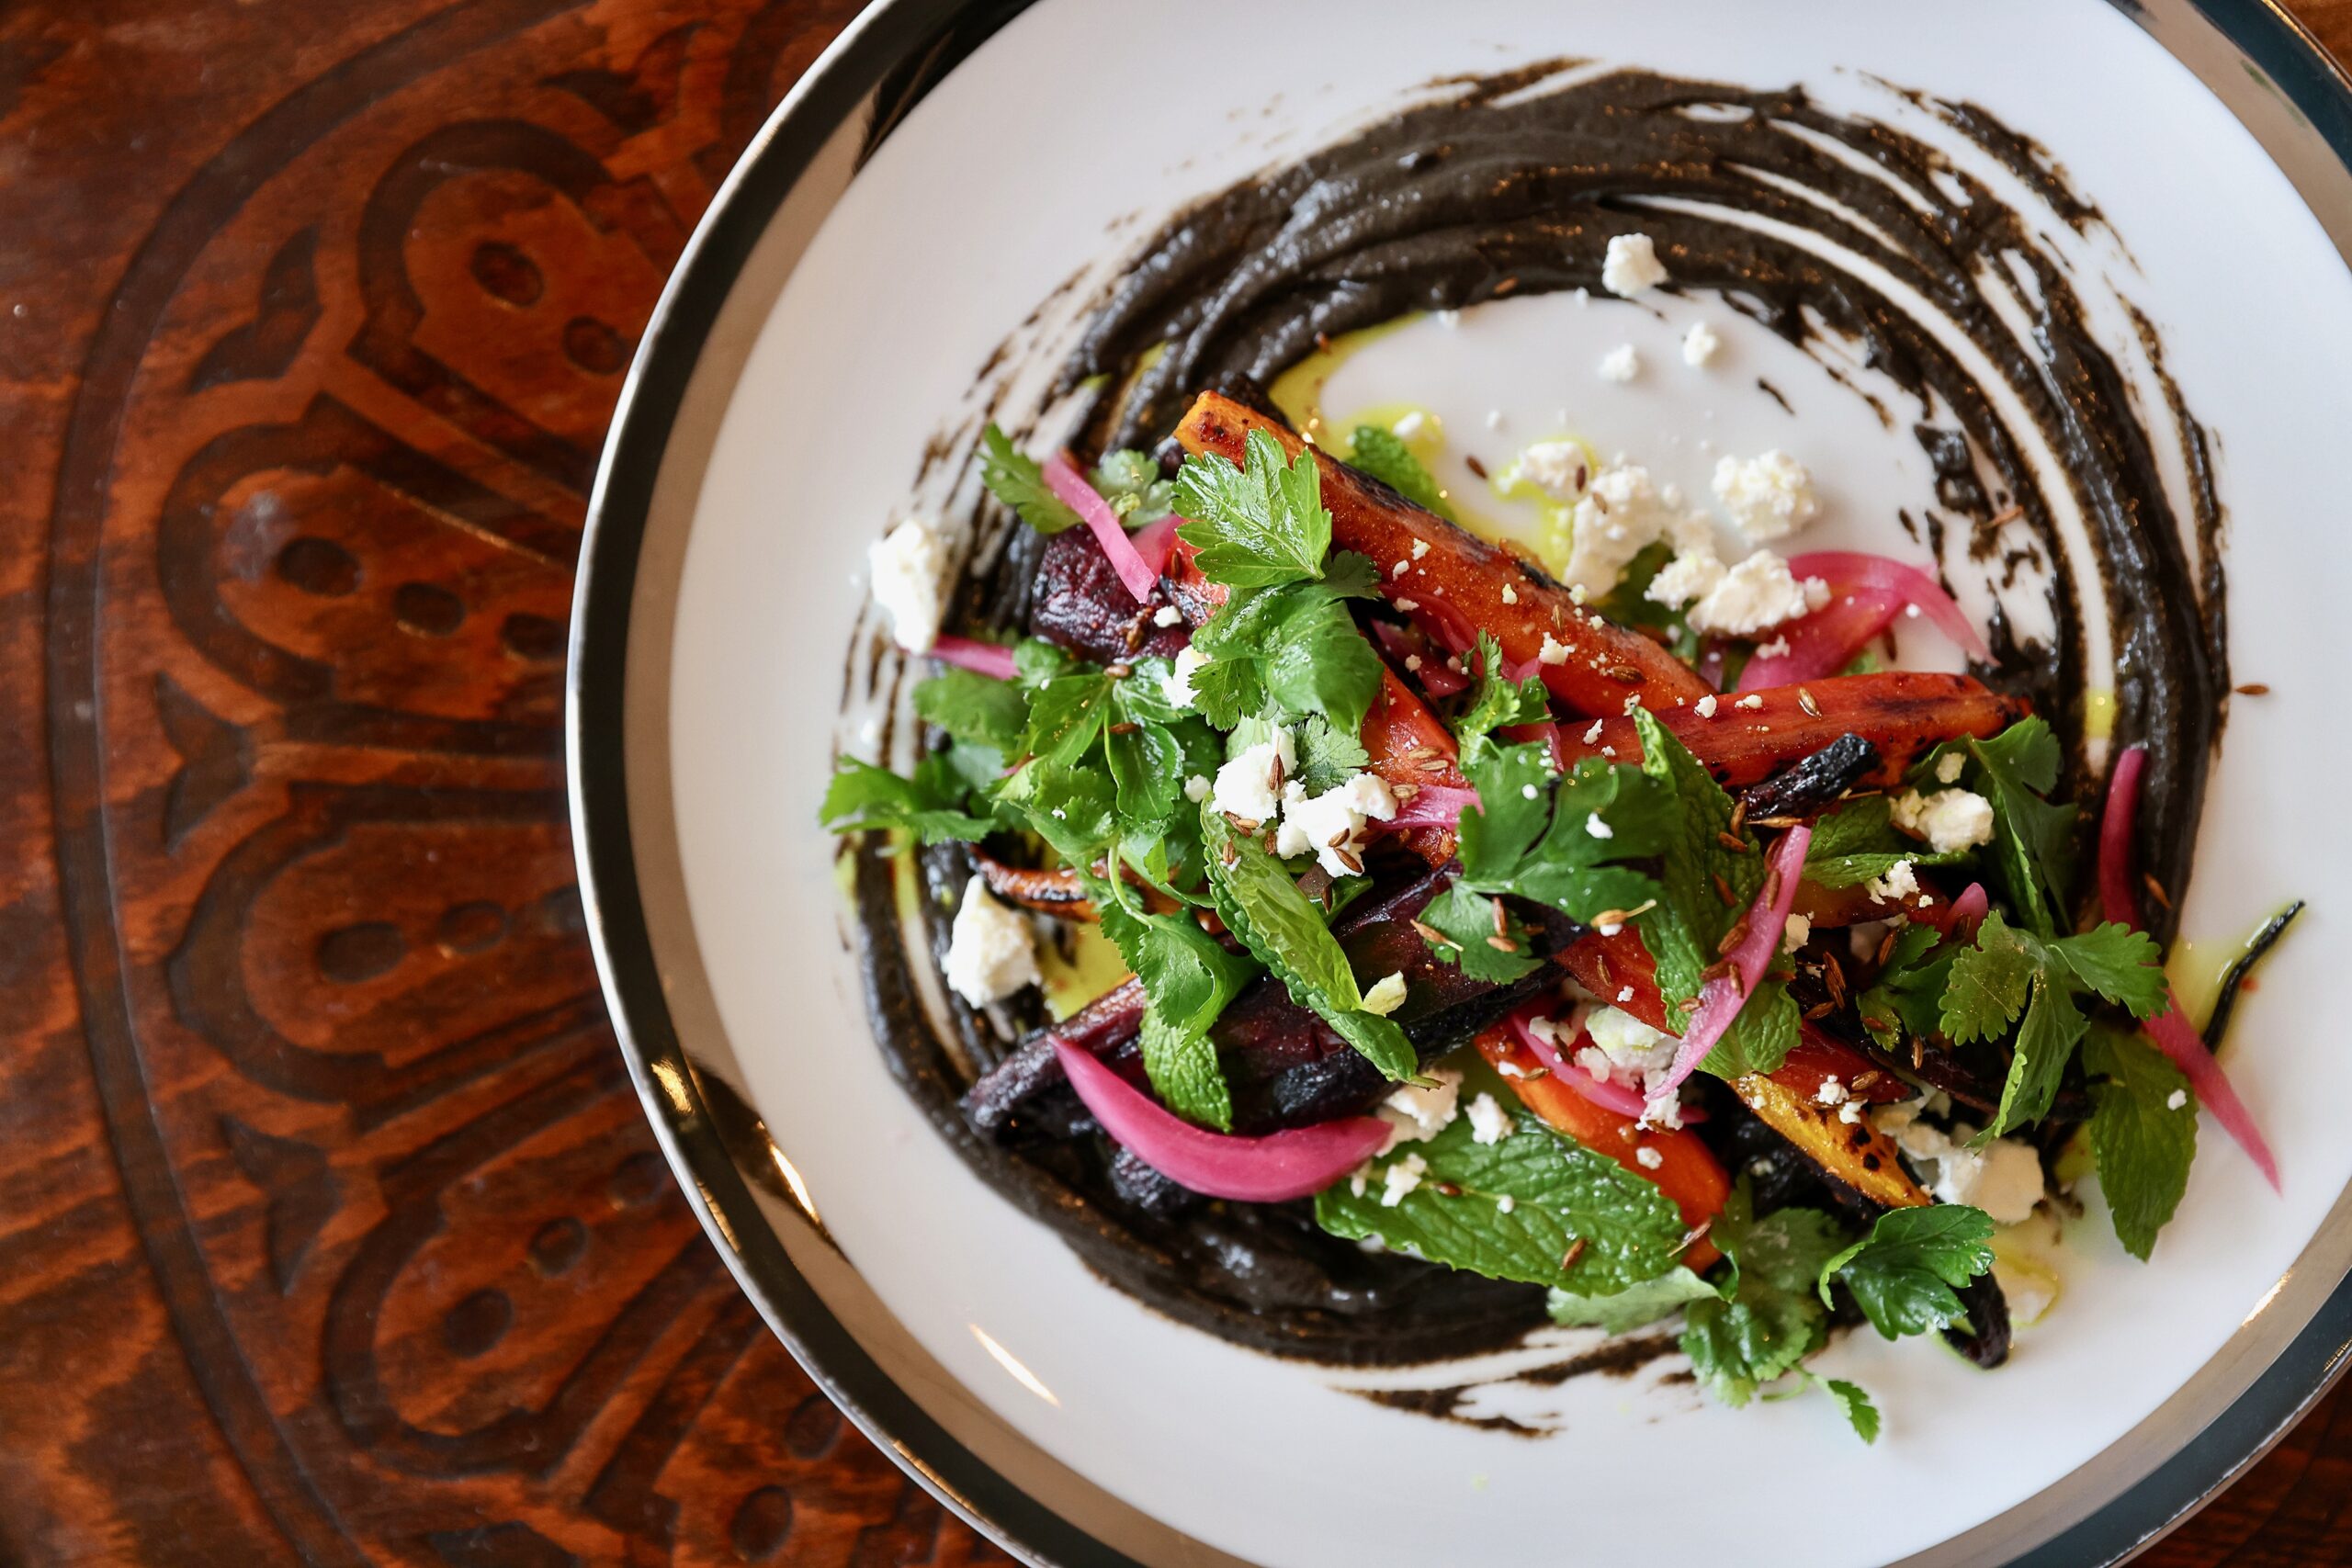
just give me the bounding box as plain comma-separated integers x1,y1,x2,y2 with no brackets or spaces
978,423,1081,535
1547,1267,1722,1334
2082,1024,2198,1260
1927,718,2075,937
1344,423,1453,520
1186,554,1385,733
996,757,1117,864
1819,1204,1996,1339
1200,805,1416,1080
914,667,1028,752
1453,633,1551,746
1857,920,1953,1052
1941,909,2167,1136
1174,427,1333,587
1099,900,1252,1131
819,755,996,845
1679,1185,1850,1406
1317,1111,1690,1294
1821,1378,1882,1444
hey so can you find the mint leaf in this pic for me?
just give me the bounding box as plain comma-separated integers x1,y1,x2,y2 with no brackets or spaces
1703,980,1802,1079
1317,1113,1689,1294
1822,1378,1882,1444
1100,900,1251,1130
2083,1025,2198,1260
1201,806,1415,1080
1931,718,2075,937
1632,708,1766,1010
979,423,1081,535
1820,1204,1996,1339
1344,423,1454,520
1804,795,1970,889
2049,923,2171,1018
819,756,994,845
915,667,1028,752
1548,1267,1720,1334
1453,633,1551,746
1996,973,2086,1135
1175,427,1333,587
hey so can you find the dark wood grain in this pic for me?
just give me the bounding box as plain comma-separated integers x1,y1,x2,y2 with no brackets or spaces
0,2,2346,1562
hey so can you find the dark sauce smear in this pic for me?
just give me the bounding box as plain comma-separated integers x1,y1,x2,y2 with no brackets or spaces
855,64,2229,1370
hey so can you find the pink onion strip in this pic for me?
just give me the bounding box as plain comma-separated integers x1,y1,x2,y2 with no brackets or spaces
1053,1041,1390,1201
1043,452,1159,603
2100,744,2280,1190
1737,552,1990,692
1504,1005,1706,1122
1912,881,1989,939
1653,826,1813,1102
1385,783,1479,829
1128,513,1184,578
929,635,1016,680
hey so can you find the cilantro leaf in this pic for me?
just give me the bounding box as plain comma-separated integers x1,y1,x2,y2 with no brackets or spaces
1819,1204,1996,1339
1941,909,2169,1136
1174,427,1333,587
1200,805,1416,1080
1344,423,1454,520
1091,448,1174,525
1857,920,1952,1051
819,756,994,845
1679,1187,1851,1406
1929,718,2075,937
1013,637,1079,688
1453,633,1551,746
1099,900,1251,1131
1631,708,1766,1008
978,423,1081,535
914,667,1028,752
1185,556,1385,734
1415,881,1544,983
1548,1266,1721,1334
1316,1112,1689,1294
2082,1024,2197,1260
1295,716,1370,795
1822,1378,1882,1444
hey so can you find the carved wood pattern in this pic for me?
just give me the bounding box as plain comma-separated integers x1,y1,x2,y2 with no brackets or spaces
0,0,2347,1562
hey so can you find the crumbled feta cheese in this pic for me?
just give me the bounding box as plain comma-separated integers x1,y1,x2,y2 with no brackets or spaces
1393,558,1411,579
1378,1067,1463,1154
1362,971,1408,1016
1711,451,1820,542
1684,551,1831,637
1891,1116,2046,1224
1601,231,1669,296
1394,598,1419,612
1783,913,1811,953
1558,463,1685,595
1635,1145,1665,1170
1497,1194,1517,1213
1501,582,1519,604
1153,604,1182,626
1466,1093,1515,1145
1617,986,1635,1003
1183,773,1211,803
1597,344,1641,382
1892,787,1996,853
1211,728,1295,821
1936,751,1966,785
1412,539,1430,559
1816,1077,1849,1106
1736,694,1764,710
1539,633,1570,665
1682,319,1722,367
1521,783,1540,800
1585,1006,1678,1085
1582,717,1605,743
1405,654,1423,673
1163,644,1208,707
1486,409,1506,432
1350,1166,1369,1198
1583,813,1615,841
1644,544,1726,611
1390,410,1428,441
867,518,946,650
1515,440,1589,501
1695,694,1719,718
1381,1152,1429,1207
2167,1089,2188,1111
1864,860,1921,905
942,876,1040,1006
1754,636,1790,660
1273,772,1397,876
1838,1099,1864,1124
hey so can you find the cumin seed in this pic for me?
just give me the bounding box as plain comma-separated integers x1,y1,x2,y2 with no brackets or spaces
1486,934,1520,953
2143,873,2173,911
1560,1238,1589,1270
2235,682,2270,696
1796,686,1821,717
1106,720,1140,736
1713,872,1737,907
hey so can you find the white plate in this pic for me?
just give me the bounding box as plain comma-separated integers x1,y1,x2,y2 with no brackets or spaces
570,2,2352,1562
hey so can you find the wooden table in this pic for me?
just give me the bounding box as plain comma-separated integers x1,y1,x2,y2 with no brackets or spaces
4,2,2348,1562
